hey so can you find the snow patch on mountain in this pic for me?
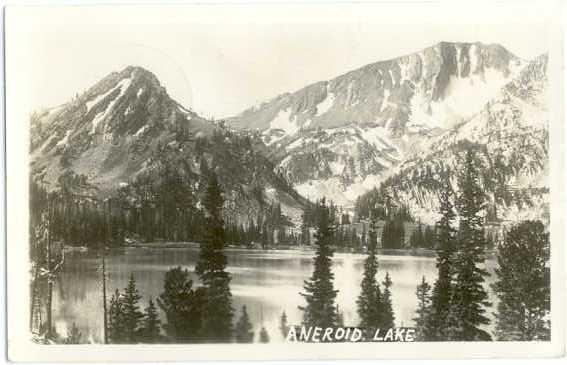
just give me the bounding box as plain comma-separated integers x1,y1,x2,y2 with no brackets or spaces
316,90,335,116
380,89,390,112
134,125,149,137
408,66,525,131
86,77,132,113
85,88,116,112
89,77,132,135
441,69,509,116
265,108,299,145
55,130,71,147
296,173,387,208
359,125,396,152
296,179,351,207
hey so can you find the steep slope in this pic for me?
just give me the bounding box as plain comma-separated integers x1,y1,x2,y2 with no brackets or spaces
30,66,307,224
272,124,400,207
357,54,549,224
231,42,525,140
229,42,527,207
31,66,211,189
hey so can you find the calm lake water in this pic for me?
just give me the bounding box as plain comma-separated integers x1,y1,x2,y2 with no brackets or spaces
52,246,498,343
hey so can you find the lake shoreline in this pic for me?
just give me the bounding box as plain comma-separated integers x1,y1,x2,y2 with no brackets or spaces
63,242,496,259
121,241,439,257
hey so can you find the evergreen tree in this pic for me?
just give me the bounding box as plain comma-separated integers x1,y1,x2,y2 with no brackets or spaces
414,276,432,341
157,266,204,343
427,181,457,340
259,326,270,343
279,311,290,339
301,211,311,246
299,198,339,327
428,226,437,248
62,323,84,344
356,216,383,328
108,289,126,344
234,306,254,343
122,274,145,343
452,149,491,341
380,273,395,328
140,298,161,343
492,220,550,340
382,220,404,249
410,223,424,248
196,172,233,342
335,305,345,327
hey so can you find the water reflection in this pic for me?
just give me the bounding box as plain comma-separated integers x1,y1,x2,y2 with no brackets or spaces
53,247,497,343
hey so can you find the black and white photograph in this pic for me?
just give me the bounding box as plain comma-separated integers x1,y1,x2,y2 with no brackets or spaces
4,0,566,361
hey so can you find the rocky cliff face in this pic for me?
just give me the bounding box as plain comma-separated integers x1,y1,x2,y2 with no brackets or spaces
357,54,549,224
30,42,549,225
31,66,211,190
229,42,546,220
230,42,525,141
30,66,307,223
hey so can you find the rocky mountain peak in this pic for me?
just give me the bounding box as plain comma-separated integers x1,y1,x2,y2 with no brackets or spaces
229,42,526,146
227,42,547,219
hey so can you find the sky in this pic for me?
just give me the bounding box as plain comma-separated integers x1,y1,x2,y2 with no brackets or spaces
9,1,554,119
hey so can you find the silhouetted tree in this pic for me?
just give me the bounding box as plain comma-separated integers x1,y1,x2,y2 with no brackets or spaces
196,172,233,342
234,306,254,343
381,273,395,328
356,216,383,328
414,276,432,341
427,181,457,340
140,298,161,343
299,198,339,327
108,289,126,343
122,274,144,343
493,220,550,340
452,149,491,341
157,266,204,343
259,326,270,343
279,311,290,339
62,323,84,344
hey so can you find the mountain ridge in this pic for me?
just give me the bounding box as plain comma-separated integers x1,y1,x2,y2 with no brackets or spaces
30,66,308,225
30,42,549,225
226,42,546,221
229,41,526,138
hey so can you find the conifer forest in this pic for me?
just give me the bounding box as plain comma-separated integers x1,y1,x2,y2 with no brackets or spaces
27,36,551,345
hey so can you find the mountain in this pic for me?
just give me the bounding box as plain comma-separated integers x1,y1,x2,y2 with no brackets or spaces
356,54,549,224
31,66,212,188
30,42,549,226
30,66,307,223
231,42,525,137
229,42,546,217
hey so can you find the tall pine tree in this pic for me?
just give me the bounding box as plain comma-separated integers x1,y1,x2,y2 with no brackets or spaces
380,273,395,328
196,172,234,342
234,305,254,343
427,180,457,340
452,148,491,341
279,311,290,339
122,274,145,343
108,289,126,344
492,220,550,340
140,298,161,343
414,276,432,341
356,216,383,328
299,198,339,327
